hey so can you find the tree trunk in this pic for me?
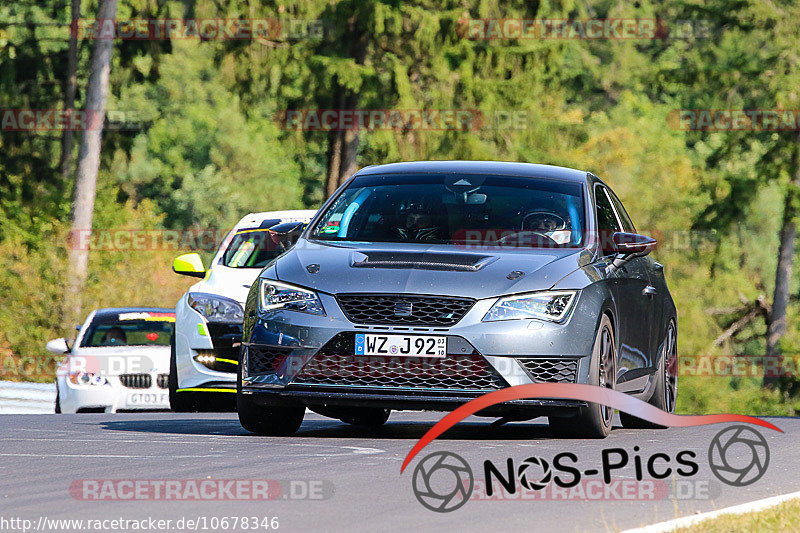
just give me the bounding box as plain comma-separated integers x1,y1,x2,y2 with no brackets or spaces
764,136,800,387
324,128,344,198
324,86,345,198
59,0,81,180
66,0,117,324
322,22,368,198
339,92,360,182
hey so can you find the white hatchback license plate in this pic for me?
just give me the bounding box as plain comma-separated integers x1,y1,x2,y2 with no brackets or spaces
354,334,446,357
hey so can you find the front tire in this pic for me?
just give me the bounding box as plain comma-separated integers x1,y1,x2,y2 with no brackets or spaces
237,395,305,436
549,314,616,438
621,321,677,429
236,347,304,436
54,386,61,414
168,334,196,412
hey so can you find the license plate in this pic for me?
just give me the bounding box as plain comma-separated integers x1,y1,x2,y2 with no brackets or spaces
126,392,168,406
354,334,446,357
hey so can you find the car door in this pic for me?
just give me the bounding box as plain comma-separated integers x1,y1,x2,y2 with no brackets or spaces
594,185,654,391
607,188,663,366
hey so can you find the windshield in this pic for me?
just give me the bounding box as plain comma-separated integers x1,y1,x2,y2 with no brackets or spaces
310,174,585,248
221,229,291,268
80,311,175,347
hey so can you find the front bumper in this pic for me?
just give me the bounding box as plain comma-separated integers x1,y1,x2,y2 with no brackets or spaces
57,373,170,413
240,292,597,415
175,295,241,390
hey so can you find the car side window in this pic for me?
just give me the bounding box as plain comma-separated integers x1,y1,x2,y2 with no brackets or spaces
607,189,636,233
594,185,622,255
595,186,621,233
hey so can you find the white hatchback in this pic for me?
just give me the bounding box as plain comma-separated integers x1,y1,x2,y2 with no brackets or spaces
169,210,316,411
47,308,176,413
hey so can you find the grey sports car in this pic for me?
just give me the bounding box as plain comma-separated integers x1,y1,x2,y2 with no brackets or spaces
238,161,677,438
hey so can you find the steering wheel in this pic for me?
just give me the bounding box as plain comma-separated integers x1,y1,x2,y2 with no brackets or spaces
522,211,567,232
496,230,559,248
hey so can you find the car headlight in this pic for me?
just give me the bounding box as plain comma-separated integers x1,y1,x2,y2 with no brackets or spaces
188,292,244,323
68,372,109,386
258,279,325,316
483,290,578,322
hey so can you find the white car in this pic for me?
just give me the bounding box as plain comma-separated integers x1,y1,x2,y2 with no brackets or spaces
47,308,176,413
169,210,316,411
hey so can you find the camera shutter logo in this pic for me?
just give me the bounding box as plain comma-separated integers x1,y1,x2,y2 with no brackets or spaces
518,456,552,491
708,425,770,487
411,451,473,512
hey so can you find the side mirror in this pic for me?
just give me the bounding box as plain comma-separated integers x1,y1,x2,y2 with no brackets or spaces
46,338,70,355
269,222,307,249
173,253,206,278
611,232,657,257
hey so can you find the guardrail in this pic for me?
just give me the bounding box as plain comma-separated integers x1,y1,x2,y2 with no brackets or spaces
0,381,56,414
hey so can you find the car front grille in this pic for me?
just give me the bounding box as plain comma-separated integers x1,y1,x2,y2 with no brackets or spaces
247,346,293,375
335,294,475,326
290,334,506,391
292,353,506,391
516,358,579,383
119,373,152,389
207,322,243,359
156,374,169,389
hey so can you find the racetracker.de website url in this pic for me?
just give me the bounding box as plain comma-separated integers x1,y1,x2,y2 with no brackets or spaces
0,515,280,532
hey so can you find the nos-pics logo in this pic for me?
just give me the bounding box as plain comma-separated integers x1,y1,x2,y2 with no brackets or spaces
411,425,770,513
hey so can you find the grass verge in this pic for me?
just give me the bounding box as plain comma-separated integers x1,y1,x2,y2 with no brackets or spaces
671,498,800,532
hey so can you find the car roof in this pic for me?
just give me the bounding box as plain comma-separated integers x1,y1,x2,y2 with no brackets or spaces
354,161,591,183
92,307,175,319
233,209,317,231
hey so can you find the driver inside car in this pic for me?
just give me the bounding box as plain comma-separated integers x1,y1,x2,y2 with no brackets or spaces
521,206,572,246
395,197,446,242
100,327,127,346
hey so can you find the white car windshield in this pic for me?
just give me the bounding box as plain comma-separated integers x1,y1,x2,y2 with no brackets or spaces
221,229,291,268
80,312,174,347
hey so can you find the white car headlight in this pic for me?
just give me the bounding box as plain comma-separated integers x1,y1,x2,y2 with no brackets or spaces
188,292,244,323
68,371,109,386
258,279,325,316
483,290,578,323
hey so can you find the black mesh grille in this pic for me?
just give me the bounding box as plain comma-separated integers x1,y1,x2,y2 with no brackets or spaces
247,346,292,374
207,322,243,359
291,334,506,391
120,373,152,389
293,353,505,391
516,358,578,383
335,294,475,326
156,374,169,389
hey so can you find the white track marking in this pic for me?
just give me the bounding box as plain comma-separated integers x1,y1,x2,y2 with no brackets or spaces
622,490,800,533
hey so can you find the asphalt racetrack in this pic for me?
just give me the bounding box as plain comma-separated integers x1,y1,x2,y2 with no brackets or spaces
0,411,797,532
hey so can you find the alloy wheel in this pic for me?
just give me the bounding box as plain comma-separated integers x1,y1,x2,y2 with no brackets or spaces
597,325,616,425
